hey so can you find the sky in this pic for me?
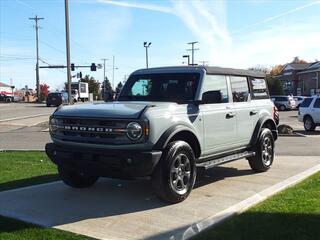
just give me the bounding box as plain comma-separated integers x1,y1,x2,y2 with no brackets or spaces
0,0,320,91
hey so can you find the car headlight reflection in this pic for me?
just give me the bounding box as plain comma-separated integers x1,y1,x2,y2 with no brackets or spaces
126,122,142,140
49,117,58,133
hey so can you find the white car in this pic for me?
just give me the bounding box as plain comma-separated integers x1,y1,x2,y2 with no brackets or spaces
293,96,306,108
298,96,320,131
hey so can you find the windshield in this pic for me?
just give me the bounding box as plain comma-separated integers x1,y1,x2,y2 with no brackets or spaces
118,73,200,102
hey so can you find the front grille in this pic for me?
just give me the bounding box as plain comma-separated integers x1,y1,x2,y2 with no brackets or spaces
54,117,129,144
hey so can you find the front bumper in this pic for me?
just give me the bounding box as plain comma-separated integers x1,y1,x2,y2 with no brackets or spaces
45,143,162,178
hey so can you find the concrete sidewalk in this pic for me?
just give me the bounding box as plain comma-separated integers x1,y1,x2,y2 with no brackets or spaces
0,155,319,240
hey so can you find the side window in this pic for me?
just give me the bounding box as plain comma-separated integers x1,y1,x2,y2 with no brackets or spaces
249,78,269,99
130,79,151,96
300,98,313,107
313,98,320,108
230,76,249,102
203,75,229,103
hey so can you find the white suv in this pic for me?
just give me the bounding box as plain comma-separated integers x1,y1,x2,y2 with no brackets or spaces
298,96,320,131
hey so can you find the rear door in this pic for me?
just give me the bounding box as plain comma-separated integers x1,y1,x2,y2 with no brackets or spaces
230,76,257,147
200,74,237,154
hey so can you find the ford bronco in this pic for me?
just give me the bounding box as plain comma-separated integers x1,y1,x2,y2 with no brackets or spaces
46,66,278,203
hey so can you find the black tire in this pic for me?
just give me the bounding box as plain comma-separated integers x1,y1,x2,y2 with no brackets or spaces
248,128,275,172
58,166,99,188
152,141,196,203
304,116,316,131
279,105,286,111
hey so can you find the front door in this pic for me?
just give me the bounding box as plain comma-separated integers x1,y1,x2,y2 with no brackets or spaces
200,75,237,154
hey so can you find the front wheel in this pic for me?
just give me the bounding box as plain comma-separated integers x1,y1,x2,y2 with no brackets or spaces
152,141,196,203
58,166,99,188
248,128,275,172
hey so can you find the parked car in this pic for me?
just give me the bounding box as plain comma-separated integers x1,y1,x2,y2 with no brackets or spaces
0,93,14,102
298,96,320,131
293,96,306,108
46,66,278,203
46,92,69,107
270,95,296,111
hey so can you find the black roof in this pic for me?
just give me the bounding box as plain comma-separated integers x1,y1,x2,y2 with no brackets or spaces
204,66,265,78
132,66,266,78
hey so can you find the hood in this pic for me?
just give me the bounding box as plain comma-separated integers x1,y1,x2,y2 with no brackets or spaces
53,102,150,119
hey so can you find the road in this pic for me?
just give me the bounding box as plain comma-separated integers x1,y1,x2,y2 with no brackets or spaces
0,102,55,121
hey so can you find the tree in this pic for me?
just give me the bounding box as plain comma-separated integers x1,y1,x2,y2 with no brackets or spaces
81,75,101,99
40,83,49,101
116,81,123,94
102,77,113,101
292,56,308,64
266,76,283,95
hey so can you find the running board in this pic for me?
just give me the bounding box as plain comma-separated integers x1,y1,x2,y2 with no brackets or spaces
196,151,255,170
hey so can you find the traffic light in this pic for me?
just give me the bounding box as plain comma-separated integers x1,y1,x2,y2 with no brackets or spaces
71,63,75,71
79,72,82,78
90,63,96,71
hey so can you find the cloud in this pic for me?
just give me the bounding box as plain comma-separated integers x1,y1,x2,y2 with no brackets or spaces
97,0,173,13
232,0,320,34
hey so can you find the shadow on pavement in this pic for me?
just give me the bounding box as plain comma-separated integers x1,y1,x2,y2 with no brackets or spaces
0,174,60,192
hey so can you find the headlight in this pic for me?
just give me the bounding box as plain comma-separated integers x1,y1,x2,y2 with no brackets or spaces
49,117,58,133
126,122,142,140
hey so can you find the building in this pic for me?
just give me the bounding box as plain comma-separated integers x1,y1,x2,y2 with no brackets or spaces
0,82,13,96
274,61,320,96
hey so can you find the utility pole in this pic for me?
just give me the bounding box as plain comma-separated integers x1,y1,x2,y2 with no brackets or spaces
112,56,115,89
29,15,44,101
187,41,199,65
143,42,151,68
64,0,72,104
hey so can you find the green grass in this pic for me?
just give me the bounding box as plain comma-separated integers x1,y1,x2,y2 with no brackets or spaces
0,151,59,191
0,215,94,240
0,151,94,240
195,172,320,240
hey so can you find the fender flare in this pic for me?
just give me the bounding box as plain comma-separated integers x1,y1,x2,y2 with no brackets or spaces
250,116,278,146
153,124,201,155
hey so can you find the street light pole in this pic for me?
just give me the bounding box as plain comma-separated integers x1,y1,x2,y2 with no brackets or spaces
64,0,72,104
143,42,151,68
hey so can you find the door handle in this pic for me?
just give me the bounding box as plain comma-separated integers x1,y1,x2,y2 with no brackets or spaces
226,112,236,119
250,110,258,116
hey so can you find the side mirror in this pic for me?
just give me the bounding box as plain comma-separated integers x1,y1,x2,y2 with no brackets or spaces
202,90,223,104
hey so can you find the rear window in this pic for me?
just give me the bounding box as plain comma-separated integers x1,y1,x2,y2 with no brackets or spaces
300,98,313,108
48,93,60,97
274,97,288,101
249,78,269,99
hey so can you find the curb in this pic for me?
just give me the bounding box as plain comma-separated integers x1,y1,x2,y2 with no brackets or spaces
181,163,320,240
0,149,45,152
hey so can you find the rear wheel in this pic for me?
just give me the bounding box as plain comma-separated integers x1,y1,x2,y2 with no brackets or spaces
248,128,275,172
152,141,196,203
279,105,286,111
58,166,99,188
304,116,316,131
